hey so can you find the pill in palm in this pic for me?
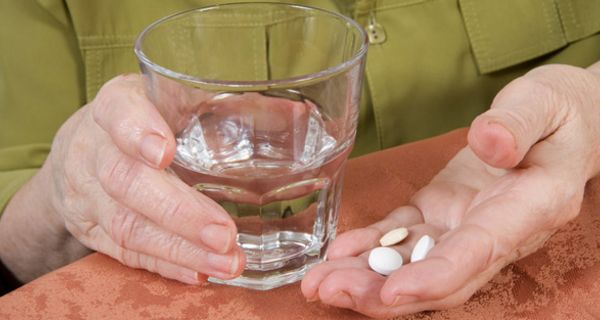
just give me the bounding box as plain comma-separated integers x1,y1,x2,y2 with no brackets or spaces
410,235,435,262
368,247,403,276
379,227,409,246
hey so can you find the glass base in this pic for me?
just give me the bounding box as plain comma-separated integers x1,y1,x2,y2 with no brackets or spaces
208,258,322,290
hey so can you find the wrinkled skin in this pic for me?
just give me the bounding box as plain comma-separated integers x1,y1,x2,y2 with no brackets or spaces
0,75,245,283
0,73,341,285
2,61,600,319
51,75,253,282
301,63,600,318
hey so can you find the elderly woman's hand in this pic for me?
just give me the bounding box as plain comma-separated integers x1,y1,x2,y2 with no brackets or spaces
0,74,244,283
301,62,600,318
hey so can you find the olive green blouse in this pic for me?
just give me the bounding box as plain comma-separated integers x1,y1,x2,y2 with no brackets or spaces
2,0,600,214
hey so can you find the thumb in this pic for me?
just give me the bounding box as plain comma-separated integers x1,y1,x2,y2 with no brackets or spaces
467,65,577,168
92,74,176,169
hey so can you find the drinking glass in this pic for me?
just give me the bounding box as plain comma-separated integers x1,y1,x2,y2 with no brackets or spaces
135,2,368,290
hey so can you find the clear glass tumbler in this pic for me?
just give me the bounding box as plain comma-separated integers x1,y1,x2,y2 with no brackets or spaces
135,2,368,290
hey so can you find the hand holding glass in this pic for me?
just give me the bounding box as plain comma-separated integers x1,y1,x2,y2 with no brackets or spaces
135,3,367,289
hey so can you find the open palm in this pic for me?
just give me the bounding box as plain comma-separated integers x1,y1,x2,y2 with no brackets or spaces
301,63,600,318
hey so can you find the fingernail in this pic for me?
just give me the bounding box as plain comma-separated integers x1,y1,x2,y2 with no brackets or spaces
306,296,319,303
140,134,166,167
388,295,419,306
331,291,355,308
207,252,238,275
200,224,233,254
230,253,240,275
180,271,201,285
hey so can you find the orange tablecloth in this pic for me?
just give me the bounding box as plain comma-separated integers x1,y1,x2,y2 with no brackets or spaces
1,129,599,319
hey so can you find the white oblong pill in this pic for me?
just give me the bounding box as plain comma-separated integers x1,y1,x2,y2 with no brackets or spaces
379,227,409,247
368,247,403,276
410,235,435,262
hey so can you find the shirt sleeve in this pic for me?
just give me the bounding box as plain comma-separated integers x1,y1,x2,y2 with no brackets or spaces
0,0,84,215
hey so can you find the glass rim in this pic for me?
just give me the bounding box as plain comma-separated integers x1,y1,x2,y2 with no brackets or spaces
134,2,369,89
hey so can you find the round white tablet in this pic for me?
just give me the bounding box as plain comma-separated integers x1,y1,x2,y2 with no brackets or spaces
410,235,435,262
368,247,403,276
379,227,409,247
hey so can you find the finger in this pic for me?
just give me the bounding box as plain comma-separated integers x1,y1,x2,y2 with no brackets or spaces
327,206,423,260
95,198,244,279
312,259,494,318
317,269,389,318
301,257,368,300
304,260,420,318
84,225,206,284
317,268,461,318
365,238,514,315
380,224,494,305
320,267,492,318
467,66,579,168
92,74,175,169
380,168,563,305
96,143,237,255
303,224,442,301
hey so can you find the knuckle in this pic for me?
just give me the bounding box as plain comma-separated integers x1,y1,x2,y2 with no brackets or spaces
526,64,585,82
164,235,189,264
498,107,532,137
121,250,142,269
110,207,140,248
101,74,140,92
157,197,189,227
492,76,559,136
92,76,154,151
91,86,116,125
92,74,143,125
97,153,142,199
513,75,553,96
114,246,127,266
127,82,147,105
138,254,159,274
117,73,142,83
499,75,557,108
525,65,594,114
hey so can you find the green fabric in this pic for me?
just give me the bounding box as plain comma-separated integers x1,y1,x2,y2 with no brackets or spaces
138,4,356,83
460,0,567,73
556,0,600,42
0,0,84,216
358,0,600,149
63,0,340,100
2,0,600,217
